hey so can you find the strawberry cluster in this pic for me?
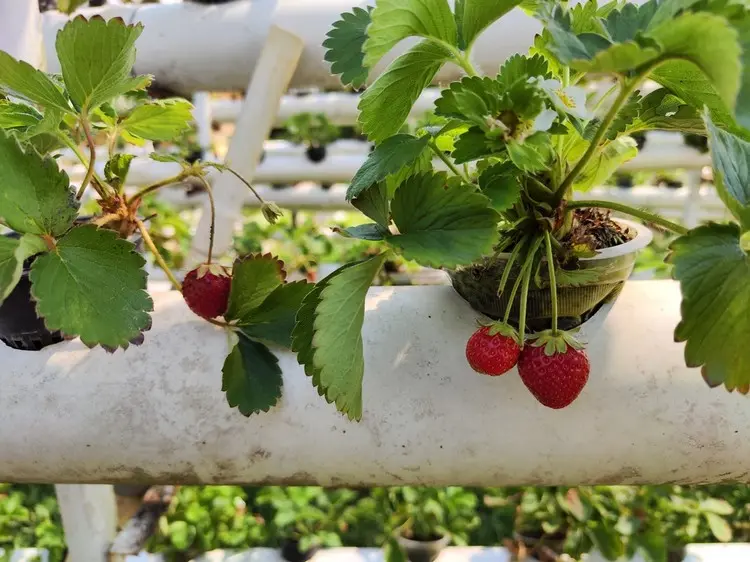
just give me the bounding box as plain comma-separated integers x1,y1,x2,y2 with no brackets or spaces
466,322,589,409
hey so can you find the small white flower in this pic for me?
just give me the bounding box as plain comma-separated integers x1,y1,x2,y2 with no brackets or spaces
535,78,591,120
533,108,558,132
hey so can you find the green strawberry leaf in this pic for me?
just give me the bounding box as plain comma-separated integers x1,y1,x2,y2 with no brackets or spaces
348,134,430,200
238,280,313,349
456,0,524,50
704,113,750,230
478,162,522,212
291,255,387,421
646,14,741,121
29,225,153,350
434,76,505,127
225,254,286,323
388,172,499,268
358,40,453,142
573,136,637,191
605,92,641,140
452,126,497,164
626,89,703,134
0,129,78,236
120,99,194,142
104,153,135,190
323,7,372,88
496,53,551,88
222,332,282,416
507,132,553,172
0,234,46,303
352,181,390,229
55,16,151,113
0,53,72,113
669,222,750,393
0,102,43,129
363,0,457,69
335,223,388,241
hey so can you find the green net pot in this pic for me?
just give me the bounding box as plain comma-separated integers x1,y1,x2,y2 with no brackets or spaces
448,219,653,331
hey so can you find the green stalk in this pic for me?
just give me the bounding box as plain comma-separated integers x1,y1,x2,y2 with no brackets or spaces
428,140,471,184
567,200,689,235
496,235,529,297
517,237,544,344
555,78,639,200
503,236,543,328
544,232,559,335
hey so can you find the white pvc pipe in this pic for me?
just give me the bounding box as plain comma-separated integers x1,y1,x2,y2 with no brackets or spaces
41,1,543,94
189,25,304,264
213,90,443,126
0,0,44,68
0,281,748,485
55,485,117,561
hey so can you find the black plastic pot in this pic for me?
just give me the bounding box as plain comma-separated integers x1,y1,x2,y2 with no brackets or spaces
306,144,327,163
0,220,143,352
396,533,450,562
280,538,319,562
0,252,64,352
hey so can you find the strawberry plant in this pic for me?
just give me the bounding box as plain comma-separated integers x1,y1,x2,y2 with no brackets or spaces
0,16,301,416
292,0,750,419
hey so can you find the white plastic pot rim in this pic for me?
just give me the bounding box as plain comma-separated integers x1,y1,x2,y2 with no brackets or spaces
588,218,654,261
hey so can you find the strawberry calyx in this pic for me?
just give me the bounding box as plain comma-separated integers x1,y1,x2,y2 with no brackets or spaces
477,319,520,344
194,262,231,279
527,329,585,356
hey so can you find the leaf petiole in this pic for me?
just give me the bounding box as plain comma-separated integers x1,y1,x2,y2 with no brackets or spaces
544,232,559,335
566,200,688,235
428,139,471,184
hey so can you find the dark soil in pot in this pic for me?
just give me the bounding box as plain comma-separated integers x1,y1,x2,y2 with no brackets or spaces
396,532,450,562
280,538,319,562
449,209,636,330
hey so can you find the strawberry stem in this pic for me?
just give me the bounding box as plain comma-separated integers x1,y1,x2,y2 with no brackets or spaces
503,236,543,328
135,218,182,291
496,234,529,297
195,175,217,265
544,231,559,335
517,237,543,345
130,172,189,202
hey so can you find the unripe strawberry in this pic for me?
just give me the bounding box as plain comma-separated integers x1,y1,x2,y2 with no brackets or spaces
182,263,231,319
465,323,521,376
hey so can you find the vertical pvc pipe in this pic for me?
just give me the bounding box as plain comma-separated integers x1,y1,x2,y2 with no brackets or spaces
683,170,703,228
56,485,118,562
192,92,214,159
188,25,304,264
0,0,44,68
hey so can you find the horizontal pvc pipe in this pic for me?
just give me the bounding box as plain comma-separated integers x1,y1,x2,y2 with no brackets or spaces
41,1,543,94
0,281,748,485
213,90,443,126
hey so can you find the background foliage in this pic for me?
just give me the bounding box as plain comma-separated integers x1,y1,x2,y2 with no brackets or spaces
1,484,749,561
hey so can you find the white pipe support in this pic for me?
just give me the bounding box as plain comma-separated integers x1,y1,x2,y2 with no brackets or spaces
0,281,748,485
192,92,214,157
55,484,118,561
189,25,304,265
0,0,44,68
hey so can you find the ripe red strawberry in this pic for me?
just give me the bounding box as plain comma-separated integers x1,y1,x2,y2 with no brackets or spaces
466,323,521,376
182,263,231,319
518,332,590,409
